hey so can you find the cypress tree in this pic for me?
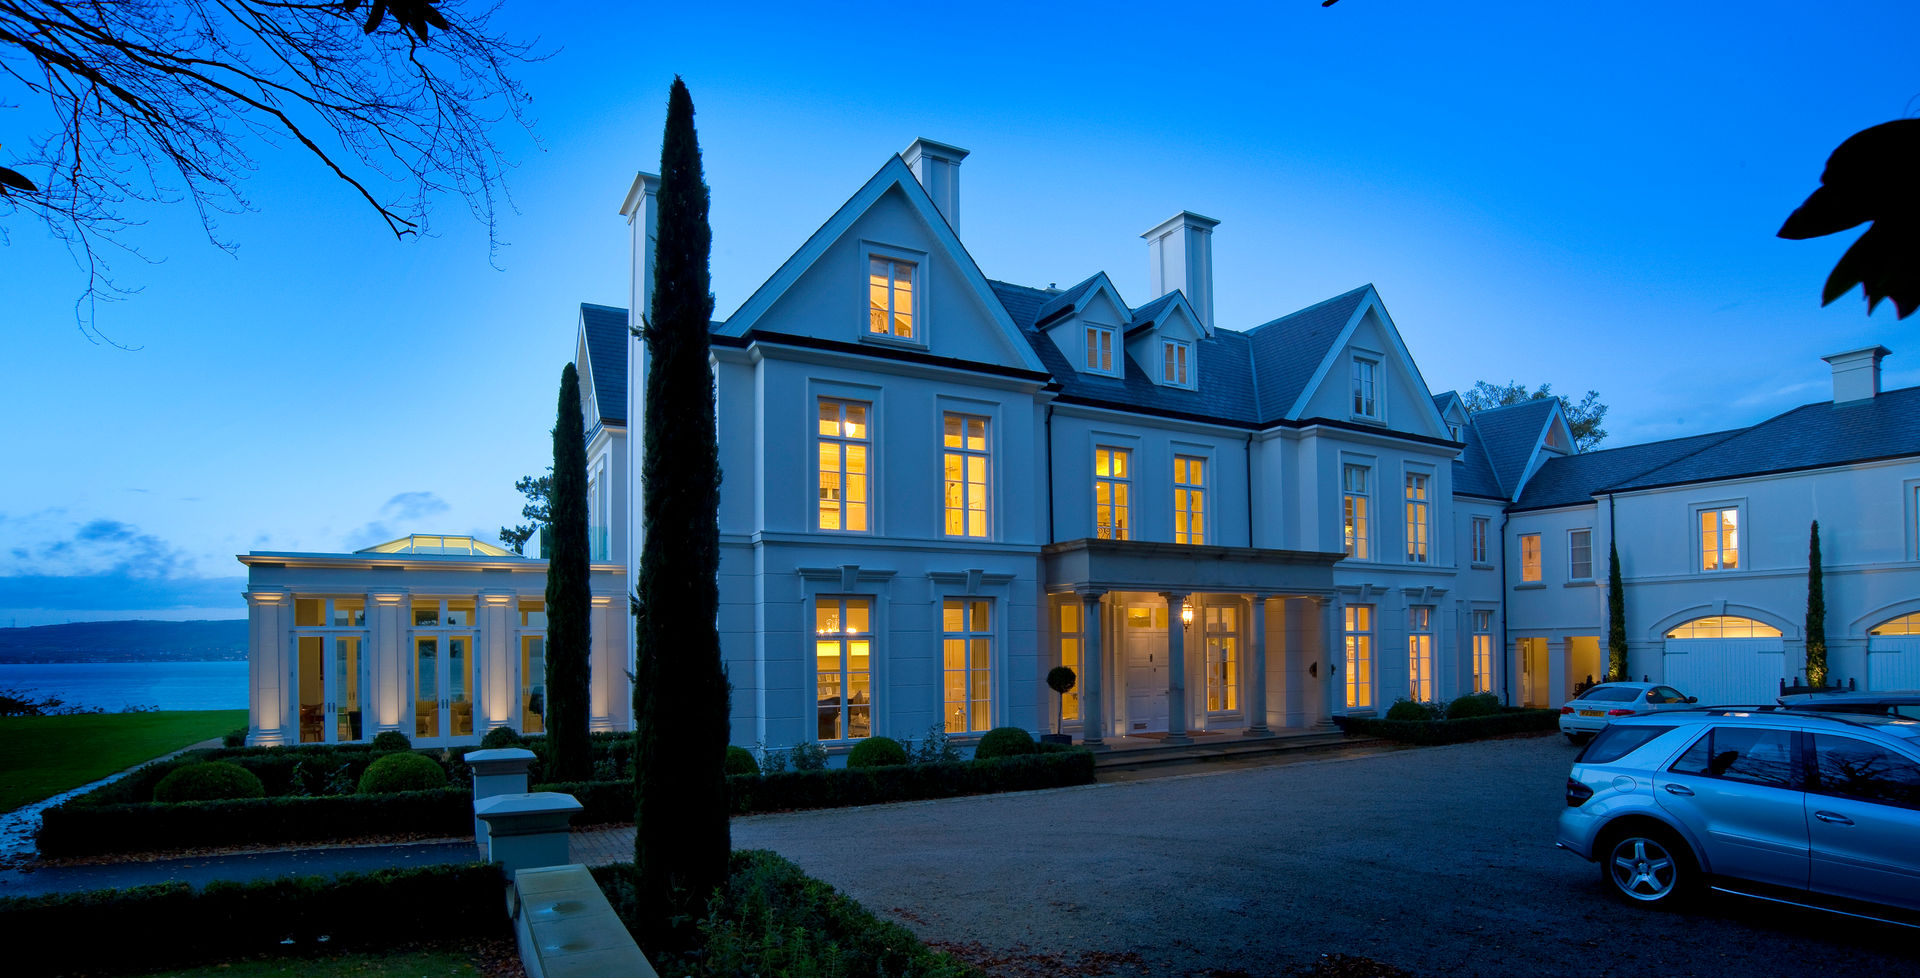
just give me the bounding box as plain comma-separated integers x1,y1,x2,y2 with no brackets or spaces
1606,542,1628,682
1805,520,1828,688
633,76,728,953
544,363,592,782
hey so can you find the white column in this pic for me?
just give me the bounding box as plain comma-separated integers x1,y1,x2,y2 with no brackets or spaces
1162,591,1192,745
1247,594,1271,736
589,594,616,732
245,589,289,746
368,590,408,735
1320,596,1341,722
480,590,517,732
1076,589,1107,751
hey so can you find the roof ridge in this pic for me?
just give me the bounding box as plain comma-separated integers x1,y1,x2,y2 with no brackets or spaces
1242,284,1372,333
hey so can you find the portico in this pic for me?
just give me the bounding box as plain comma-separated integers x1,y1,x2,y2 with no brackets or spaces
1042,539,1344,749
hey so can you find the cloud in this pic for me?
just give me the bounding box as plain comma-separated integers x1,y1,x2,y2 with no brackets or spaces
8,518,194,581
0,518,241,624
347,491,454,549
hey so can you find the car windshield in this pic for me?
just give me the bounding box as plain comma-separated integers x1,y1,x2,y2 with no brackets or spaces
1579,724,1676,764
1577,686,1640,702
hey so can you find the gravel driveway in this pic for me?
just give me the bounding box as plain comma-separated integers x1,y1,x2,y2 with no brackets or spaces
733,734,1919,977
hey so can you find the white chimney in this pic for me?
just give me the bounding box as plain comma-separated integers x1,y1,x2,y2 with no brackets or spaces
1142,211,1220,329
902,138,969,235
619,171,660,327
1822,345,1890,403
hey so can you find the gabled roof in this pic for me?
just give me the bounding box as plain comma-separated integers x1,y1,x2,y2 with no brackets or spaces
1452,423,1506,500
1470,398,1561,500
1512,429,1744,510
1124,291,1200,337
579,303,628,427
1245,285,1371,421
1033,273,1114,328
1606,386,1920,492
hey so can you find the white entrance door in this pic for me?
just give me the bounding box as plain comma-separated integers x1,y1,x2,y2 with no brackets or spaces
1867,636,1920,690
413,633,476,745
1124,603,1168,734
1662,638,1785,705
294,634,367,744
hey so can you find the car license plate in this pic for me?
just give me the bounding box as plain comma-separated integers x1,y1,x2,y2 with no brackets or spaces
1579,710,1604,717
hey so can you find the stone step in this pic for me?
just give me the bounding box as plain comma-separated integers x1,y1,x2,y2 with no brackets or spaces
1091,731,1377,771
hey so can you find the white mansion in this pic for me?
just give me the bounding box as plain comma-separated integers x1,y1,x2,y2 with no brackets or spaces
240,137,1920,752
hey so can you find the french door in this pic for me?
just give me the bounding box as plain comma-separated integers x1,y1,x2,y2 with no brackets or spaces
413,634,476,744
295,634,368,743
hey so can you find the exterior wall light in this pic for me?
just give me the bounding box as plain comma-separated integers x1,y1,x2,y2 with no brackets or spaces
1181,601,1194,627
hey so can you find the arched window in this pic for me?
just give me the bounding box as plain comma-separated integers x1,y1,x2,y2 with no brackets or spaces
1666,616,1782,639
1869,613,1920,636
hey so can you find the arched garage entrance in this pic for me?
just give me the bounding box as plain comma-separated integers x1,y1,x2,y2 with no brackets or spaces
1868,614,1920,690
1662,615,1784,705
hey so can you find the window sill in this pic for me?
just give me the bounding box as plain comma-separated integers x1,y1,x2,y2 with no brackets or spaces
1348,415,1386,426
1513,582,1546,591
1470,562,1495,570
859,332,927,352
1564,580,1596,588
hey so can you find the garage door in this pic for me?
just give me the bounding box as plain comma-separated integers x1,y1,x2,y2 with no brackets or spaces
1663,638,1786,705
1867,636,1920,690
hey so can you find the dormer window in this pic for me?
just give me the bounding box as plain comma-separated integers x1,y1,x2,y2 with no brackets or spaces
1084,325,1117,374
1352,357,1379,419
1162,340,1192,387
868,257,915,340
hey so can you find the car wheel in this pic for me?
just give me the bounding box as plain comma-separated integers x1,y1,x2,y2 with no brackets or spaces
1565,733,1591,746
1603,827,1694,907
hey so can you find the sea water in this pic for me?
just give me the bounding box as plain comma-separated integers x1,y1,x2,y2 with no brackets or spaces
0,660,248,713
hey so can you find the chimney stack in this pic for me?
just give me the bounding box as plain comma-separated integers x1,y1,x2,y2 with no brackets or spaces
1822,345,1890,403
619,171,660,327
1142,211,1220,329
903,138,969,235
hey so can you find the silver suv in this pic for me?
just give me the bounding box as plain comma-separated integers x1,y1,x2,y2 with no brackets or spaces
1556,709,1920,924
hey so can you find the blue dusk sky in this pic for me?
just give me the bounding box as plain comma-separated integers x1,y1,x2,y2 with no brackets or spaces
3,1,1915,626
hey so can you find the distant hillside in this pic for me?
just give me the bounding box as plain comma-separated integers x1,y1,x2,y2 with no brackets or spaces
0,619,248,663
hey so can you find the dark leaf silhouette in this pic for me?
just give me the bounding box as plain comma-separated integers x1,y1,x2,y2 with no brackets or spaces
1779,119,1920,319
0,165,35,195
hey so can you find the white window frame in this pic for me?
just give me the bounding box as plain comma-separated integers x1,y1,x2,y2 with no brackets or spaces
1471,609,1494,694
1162,339,1195,388
1568,527,1594,581
1093,446,1131,540
941,411,992,539
816,397,872,534
1174,453,1207,545
1344,603,1374,710
1084,324,1119,376
1519,533,1542,583
1694,502,1743,572
812,595,874,742
1403,469,1431,564
1351,355,1381,420
942,597,994,734
1470,516,1490,565
859,241,927,349
1342,463,1371,560
1408,606,1434,702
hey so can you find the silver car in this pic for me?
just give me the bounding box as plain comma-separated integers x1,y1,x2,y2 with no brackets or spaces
1557,681,1697,745
1556,709,1920,925
1778,689,1920,720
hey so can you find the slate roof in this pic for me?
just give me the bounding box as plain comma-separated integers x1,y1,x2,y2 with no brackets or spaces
1606,385,1920,492
1125,292,1186,335
579,303,629,426
1512,430,1744,510
1452,423,1506,500
1245,286,1370,420
1468,398,1560,499
1033,274,1101,326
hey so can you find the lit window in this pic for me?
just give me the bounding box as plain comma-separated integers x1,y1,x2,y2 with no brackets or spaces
1352,358,1379,418
1204,604,1239,712
1408,606,1433,702
815,596,873,741
1163,340,1191,386
1700,507,1740,571
1666,616,1781,639
867,257,915,339
1342,464,1370,559
1174,455,1206,545
1472,609,1494,693
1569,528,1594,580
1345,604,1373,709
817,399,870,532
1520,533,1542,582
1055,600,1082,721
1085,326,1115,373
1094,447,1131,540
942,414,990,537
1404,473,1429,564
1471,516,1490,564
942,599,992,733
1871,613,1920,636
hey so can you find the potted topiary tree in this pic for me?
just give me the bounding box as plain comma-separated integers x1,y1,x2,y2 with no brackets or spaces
1044,666,1077,745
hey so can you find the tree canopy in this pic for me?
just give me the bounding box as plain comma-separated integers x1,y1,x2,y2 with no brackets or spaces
1778,119,1917,320
1461,380,1609,451
498,469,551,556
1,0,537,340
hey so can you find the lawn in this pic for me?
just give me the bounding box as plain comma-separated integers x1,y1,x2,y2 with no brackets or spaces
135,948,488,977
0,710,246,813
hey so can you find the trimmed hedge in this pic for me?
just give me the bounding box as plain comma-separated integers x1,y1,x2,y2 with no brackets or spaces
358,752,449,793
37,787,472,857
0,862,505,977
1333,708,1558,745
973,726,1037,759
724,745,760,775
727,750,1094,815
153,761,264,803
846,736,908,768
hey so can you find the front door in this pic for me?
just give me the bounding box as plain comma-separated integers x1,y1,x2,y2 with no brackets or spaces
296,635,367,743
1125,603,1169,734
1519,638,1549,708
413,634,475,744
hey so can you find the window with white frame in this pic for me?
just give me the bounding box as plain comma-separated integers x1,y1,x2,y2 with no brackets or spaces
1408,606,1434,702
1699,507,1740,571
1471,516,1490,564
1094,447,1131,539
817,399,870,532
867,257,916,339
1342,464,1370,559
1085,325,1116,374
1352,357,1379,419
1174,455,1206,545
1568,528,1594,580
942,413,990,538
942,598,992,733
1520,533,1542,582
814,596,872,741
1404,472,1430,564
1344,604,1373,709
1471,609,1494,693
1204,604,1239,712
1055,600,1082,720
1162,340,1192,386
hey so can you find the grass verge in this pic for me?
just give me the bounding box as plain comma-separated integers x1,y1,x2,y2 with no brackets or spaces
0,710,247,813
133,947,488,977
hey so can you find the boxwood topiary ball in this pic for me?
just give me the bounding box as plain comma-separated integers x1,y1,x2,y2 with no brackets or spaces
973,726,1037,760
479,726,523,750
370,730,413,753
153,761,266,803
357,751,449,794
724,745,761,776
846,736,908,768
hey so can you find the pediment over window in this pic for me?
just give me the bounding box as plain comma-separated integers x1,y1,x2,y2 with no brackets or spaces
1124,292,1205,389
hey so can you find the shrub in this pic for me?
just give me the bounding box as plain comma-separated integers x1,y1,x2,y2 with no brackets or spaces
1334,708,1559,745
479,725,523,749
909,723,961,765
724,745,761,776
370,731,412,752
1445,692,1501,719
222,727,247,748
846,736,907,769
973,726,1036,759
788,741,829,771
357,752,448,794
727,751,1094,816
1385,699,1436,722
153,762,264,803
36,788,473,857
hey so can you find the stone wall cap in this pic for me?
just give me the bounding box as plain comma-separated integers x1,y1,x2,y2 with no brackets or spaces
475,791,584,817
466,747,537,765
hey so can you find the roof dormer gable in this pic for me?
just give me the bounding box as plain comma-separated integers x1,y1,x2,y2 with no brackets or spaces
1036,272,1131,379
1280,287,1448,439
1125,292,1205,390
